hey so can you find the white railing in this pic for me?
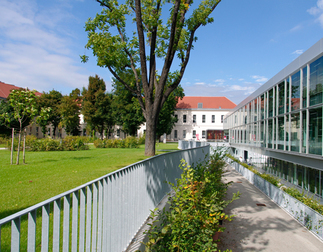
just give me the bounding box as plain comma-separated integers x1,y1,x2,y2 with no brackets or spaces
0,146,210,252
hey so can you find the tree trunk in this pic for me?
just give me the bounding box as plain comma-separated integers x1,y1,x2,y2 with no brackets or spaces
16,128,22,165
10,128,14,165
23,128,26,164
145,116,156,156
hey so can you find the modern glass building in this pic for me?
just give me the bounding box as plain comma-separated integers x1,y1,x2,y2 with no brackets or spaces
224,38,323,200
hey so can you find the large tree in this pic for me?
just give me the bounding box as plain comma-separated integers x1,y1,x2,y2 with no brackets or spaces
112,74,145,136
82,0,222,156
60,89,81,136
36,90,63,137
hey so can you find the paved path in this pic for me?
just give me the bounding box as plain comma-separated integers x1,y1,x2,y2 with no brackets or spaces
218,164,323,252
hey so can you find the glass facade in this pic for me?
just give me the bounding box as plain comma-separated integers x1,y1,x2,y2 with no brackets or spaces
225,42,323,199
225,54,323,158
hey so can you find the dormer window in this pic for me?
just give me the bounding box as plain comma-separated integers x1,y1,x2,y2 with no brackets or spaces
198,103,203,108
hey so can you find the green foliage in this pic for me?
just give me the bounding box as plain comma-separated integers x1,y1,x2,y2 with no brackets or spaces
36,90,63,137
60,88,81,136
226,154,280,187
7,136,89,151
93,136,139,148
282,187,323,215
82,75,115,138
82,0,222,156
144,150,239,251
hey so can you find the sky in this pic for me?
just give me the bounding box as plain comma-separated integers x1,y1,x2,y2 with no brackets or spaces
0,0,323,105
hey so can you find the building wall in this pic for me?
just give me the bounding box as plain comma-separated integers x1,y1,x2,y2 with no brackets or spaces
171,109,229,141
224,38,323,199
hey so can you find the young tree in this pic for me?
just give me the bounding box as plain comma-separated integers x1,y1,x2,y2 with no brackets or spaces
60,89,81,136
82,0,222,156
82,75,115,139
1,89,50,164
37,90,63,137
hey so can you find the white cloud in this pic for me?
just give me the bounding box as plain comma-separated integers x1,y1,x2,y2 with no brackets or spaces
251,75,268,83
292,50,303,55
307,0,323,28
239,78,244,81
0,0,89,93
195,82,205,85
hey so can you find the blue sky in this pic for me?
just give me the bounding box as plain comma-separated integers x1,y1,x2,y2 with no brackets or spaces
0,0,323,105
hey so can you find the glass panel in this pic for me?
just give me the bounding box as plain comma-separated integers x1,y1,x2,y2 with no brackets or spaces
309,168,320,194
254,99,258,122
286,115,289,151
303,66,307,108
261,94,265,119
269,89,274,117
302,111,307,153
291,113,300,152
278,82,285,115
288,163,293,183
309,107,322,155
278,116,284,150
309,56,323,106
261,121,265,147
268,119,272,148
273,118,276,149
291,71,300,111
286,78,290,113
297,165,304,188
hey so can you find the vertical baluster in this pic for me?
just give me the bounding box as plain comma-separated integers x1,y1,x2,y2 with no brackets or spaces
72,191,79,252
41,204,50,252
53,199,61,252
91,182,98,251
97,180,103,252
79,188,86,252
27,210,37,252
11,217,20,252
107,176,112,251
63,195,70,252
0,224,2,252
102,178,108,251
86,185,92,252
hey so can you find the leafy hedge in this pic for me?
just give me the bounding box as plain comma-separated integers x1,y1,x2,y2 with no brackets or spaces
7,135,89,151
94,136,140,148
226,154,323,215
144,150,239,251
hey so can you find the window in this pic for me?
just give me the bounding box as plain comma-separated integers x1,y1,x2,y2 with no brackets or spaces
221,115,224,123
174,130,177,139
175,114,178,121
183,114,187,123
193,130,196,138
212,115,215,123
198,103,203,108
202,115,206,123
202,130,206,138
193,114,196,123
183,130,186,139
117,129,120,137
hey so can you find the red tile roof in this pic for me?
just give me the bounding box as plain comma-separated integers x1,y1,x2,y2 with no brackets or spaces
176,96,236,109
0,81,42,99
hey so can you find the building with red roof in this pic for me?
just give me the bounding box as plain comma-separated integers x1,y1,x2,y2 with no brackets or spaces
0,81,42,100
138,96,236,141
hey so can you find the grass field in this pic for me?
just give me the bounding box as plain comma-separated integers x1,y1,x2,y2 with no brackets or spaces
0,143,179,220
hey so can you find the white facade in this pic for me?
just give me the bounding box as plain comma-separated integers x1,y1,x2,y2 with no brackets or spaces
172,109,229,141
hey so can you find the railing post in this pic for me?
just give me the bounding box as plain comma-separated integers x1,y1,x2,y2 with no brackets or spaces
11,217,20,252
27,210,36,252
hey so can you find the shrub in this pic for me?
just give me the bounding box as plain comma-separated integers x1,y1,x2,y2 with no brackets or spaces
94,137,139,149
144,150,239,251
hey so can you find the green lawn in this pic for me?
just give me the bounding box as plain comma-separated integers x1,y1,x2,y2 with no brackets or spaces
0,143,179,220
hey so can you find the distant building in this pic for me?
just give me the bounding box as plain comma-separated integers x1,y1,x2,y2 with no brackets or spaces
137,96,236,141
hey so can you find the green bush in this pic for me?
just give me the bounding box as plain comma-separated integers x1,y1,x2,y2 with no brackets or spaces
7,135,89,151
144,150,239,251
138,134,145,145
94,137,139,149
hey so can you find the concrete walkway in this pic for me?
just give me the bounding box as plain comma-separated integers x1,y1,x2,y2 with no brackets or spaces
218,164,323,252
